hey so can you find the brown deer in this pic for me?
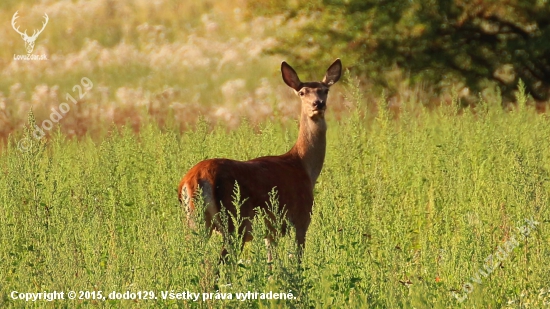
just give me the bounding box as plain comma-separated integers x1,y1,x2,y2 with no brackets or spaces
179,59,342,258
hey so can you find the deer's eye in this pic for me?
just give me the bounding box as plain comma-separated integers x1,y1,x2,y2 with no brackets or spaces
299,91,305,96
323,89,329,94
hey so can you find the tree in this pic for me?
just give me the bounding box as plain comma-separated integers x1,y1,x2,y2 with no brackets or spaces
249,0,550,103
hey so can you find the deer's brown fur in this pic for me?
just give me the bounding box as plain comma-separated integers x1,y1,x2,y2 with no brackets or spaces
178,59,342,252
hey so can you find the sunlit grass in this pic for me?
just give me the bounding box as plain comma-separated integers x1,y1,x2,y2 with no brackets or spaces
1,1,549,308
0,0,286,140
1,88,549,307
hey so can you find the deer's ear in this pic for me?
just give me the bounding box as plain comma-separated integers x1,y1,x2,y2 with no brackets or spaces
281,61,302,91
322,58,342,86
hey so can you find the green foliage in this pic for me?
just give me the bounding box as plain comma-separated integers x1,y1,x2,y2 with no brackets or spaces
249,0,550,102
1,95,550,308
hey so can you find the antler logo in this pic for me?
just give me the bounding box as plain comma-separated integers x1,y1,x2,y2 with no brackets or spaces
11,11,49,54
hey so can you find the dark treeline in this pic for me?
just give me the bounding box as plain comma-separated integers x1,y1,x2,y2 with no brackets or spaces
250,0,550,104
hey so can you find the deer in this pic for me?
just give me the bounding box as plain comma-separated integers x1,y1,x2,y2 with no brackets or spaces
11,11,49,54
178,59,342,260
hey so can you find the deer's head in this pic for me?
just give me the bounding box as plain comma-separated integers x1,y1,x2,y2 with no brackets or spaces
281,59,342,121
12,11,49,54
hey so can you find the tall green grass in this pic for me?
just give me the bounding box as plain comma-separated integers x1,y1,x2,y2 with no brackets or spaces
1,89,549,308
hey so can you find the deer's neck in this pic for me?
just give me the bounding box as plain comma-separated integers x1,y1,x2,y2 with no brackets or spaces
289,113,327,187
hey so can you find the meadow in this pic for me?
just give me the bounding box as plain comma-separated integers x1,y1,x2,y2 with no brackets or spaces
0,0,300,141
1,88,550,308
1,0,550,308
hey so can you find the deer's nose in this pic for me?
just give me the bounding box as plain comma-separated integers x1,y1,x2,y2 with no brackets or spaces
313,100,325,109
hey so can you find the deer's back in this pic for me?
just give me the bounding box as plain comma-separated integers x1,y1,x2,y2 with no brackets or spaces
179,154,314,234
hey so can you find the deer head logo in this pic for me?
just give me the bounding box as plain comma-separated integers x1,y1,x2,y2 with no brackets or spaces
11,11,49,54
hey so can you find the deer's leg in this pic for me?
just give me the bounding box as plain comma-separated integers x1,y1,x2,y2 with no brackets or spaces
295,220,310,261
219,247,229,264
264,238,273,264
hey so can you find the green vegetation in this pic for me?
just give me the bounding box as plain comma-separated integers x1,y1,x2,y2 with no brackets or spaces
0,0,284,139
250,0,550,102
1,87,549,308
2,1,550,308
